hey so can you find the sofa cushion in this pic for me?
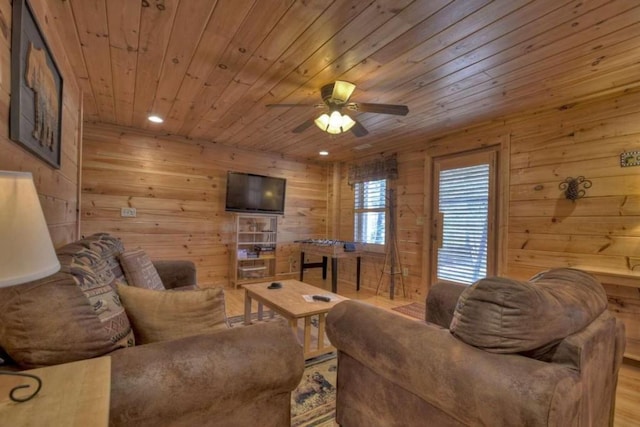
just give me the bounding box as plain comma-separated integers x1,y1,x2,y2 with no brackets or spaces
449,268,607,353
0,273,126,368
81,233,128,285
57,243,134,349
117,284,229,344
119,249,165,291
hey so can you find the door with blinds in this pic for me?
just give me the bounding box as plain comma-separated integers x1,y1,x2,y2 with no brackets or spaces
431,149,498,286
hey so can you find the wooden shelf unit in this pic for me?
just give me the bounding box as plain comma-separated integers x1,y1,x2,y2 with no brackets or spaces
230,214,278,288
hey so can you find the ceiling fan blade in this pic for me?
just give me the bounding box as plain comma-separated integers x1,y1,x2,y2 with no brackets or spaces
292,118,315,134
349,102,409,116
332,81,356,104
350,120,369,137
266,103,317,108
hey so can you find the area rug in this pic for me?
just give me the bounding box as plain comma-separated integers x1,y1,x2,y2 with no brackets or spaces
291,354,337,427
391,302,426,320
227,314,337,426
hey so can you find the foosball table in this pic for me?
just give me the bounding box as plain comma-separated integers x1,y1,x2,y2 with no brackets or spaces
296,239,364,293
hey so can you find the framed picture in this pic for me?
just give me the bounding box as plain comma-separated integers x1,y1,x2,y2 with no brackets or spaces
10,0,63,169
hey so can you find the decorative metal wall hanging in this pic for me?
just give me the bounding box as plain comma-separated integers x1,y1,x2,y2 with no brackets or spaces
559,176,592,201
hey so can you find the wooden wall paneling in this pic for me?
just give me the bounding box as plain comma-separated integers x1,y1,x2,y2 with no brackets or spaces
81,122,327,287
506,87,640,359
498,133,510,275
0,0,82,247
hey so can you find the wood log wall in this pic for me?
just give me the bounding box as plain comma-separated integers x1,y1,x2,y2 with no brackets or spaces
80,122,328,288
0,0,82,246
334,87,640,360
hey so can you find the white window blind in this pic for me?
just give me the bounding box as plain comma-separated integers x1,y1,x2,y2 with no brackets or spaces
437,164,489,284
354,179,386,245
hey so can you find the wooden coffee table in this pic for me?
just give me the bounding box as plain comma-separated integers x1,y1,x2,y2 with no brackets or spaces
243,279,348,359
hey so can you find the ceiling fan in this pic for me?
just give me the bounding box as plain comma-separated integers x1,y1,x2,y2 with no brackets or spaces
266,80,409,137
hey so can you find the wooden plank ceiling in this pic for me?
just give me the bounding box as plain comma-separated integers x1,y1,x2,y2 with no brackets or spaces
48,0,640,161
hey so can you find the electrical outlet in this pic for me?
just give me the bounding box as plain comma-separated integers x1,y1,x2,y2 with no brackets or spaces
120,207,137,218
402,267,409,277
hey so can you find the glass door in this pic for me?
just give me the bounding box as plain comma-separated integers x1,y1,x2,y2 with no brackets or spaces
431,149,498,285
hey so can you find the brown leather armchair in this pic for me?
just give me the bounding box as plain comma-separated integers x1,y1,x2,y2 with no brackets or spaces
327,268,625,426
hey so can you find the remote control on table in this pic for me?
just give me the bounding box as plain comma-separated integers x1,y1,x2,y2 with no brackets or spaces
312,295,331,302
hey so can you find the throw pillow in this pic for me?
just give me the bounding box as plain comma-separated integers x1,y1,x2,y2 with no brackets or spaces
0,273,125,368
117,284,229,344
449,268,607,353
57,244,134,349
119,248,165,291
82,233,129,285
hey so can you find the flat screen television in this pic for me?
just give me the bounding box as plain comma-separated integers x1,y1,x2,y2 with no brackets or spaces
225,172,286,214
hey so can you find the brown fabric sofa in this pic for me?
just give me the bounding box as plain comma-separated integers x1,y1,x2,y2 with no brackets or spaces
326,268,625,427
0,233,304,427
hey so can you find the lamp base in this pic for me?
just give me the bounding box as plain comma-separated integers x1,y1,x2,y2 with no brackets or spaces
0,371,42,402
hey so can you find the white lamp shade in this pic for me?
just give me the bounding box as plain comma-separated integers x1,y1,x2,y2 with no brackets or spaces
0,171,60,287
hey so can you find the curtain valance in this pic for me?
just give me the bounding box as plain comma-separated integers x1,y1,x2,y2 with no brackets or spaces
348,155,398,185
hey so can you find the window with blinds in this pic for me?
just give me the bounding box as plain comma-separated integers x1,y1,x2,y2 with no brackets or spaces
354,179,386,245
437,164,490,284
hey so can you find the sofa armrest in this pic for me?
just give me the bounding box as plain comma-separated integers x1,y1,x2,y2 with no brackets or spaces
425,281,466,328
109,320,304,426
152,260,197,290
326,301,581,426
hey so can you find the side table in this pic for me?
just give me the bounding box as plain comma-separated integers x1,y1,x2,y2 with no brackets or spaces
0,356,111,426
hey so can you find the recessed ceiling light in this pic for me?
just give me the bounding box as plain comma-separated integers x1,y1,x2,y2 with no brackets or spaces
148,115,164,123
319,151,329,156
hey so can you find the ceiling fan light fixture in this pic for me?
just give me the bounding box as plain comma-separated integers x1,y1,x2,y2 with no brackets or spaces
314,111,355,134
331,81,356,103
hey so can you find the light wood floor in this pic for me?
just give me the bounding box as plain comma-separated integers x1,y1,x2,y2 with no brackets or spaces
224,276,640,426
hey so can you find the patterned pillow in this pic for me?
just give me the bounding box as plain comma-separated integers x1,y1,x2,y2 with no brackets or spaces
119,249,165,291
0,272,124,368
58,245,134,349
117,284,229,344
82,233,128,285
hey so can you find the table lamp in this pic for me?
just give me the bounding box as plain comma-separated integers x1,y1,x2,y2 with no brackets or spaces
0,171,61,402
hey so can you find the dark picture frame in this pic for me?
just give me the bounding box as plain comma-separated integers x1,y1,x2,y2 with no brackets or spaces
10,0,63,169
